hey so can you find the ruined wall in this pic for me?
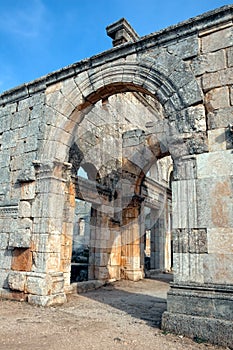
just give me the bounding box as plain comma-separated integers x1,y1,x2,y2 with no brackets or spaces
0,4,232,346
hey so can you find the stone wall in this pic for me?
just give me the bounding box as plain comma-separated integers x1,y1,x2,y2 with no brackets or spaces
0,4,232,346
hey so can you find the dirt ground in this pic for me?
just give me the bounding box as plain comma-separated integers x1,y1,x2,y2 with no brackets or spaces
0,276,229,350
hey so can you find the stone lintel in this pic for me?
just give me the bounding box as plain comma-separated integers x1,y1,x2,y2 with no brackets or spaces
106,18,139,46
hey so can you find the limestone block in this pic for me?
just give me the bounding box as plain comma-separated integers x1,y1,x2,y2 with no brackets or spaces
0,150,10,168
208,129,227,151
203,253,233,284
75,70,95,99
0,269,9,288
8,271,26,291
94,266,109,280
174,157,197,180
172,179,197,229
230,86,233,105
60,259,70,273
10,109,29,130
35,177,66,195
196,150,233,178
178,79,203,107
27,292,66,306
11,248,32,271
191,50,226,76
202,67,233,91
51,273,64,294
31,234,61,253
173,229,207,254
46,89,75,117
2,130,17,149
29,103,45,120
61,78,81,107
32,194,65,219
0,249,12,269
9,228,31,248
32,251,60,272
0,218,17,234
18,201,31,218
23,136,38,153
11,152,37,172
167,35,198,59
0,114,11,134
208,107,233,129
26,274,52,295
196,176,233,229
205,87,230,111
201,27,232,53
207,228,233,254
0,233,9,248
17,93,44,110
173,253,191,283
227,47,233,67
107,265,121,280
177,105,206,133
19,119,40,139
60,244,72,261
33,217,63,235
9,218,32,248
169,62,194,90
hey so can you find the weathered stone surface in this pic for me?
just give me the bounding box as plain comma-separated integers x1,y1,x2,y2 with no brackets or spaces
202,67,233,91
162,312,233,347
9,218,32,248
205,86,230,111
208,128,227,151
8,271,26,292
191,50,226,76
227,46,233,67
196,176,233,228
167,35,198,59
207,106,233,129
0,6,232,348
0,233,9,249
201,26,232,53
18,201,31,218
0,249,12,269
27,292,67,306
203,253,233,284
11,248,32,272
207,228,233,254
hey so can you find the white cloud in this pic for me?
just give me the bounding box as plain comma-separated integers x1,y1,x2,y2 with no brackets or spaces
0,0,49,39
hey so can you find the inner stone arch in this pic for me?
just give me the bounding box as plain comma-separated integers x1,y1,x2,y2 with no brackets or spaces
65,90,174,282
41,52,204,164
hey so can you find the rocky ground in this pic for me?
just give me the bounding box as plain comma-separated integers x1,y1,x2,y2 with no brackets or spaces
0,276,230,350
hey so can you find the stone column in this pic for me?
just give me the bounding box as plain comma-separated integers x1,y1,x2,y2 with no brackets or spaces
121,195,144,281
162,152,233,347
8,160,72,306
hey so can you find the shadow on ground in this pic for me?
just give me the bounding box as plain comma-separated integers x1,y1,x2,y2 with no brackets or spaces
71,274,173,328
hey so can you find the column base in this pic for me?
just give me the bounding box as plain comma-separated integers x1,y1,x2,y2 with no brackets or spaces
162,283,233,347
162,312,233,347
122,268,144,281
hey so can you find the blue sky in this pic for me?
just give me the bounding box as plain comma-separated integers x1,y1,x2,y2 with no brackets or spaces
0,0,231,93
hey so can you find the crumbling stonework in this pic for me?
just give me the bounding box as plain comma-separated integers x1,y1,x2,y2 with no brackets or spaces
0,5,232,347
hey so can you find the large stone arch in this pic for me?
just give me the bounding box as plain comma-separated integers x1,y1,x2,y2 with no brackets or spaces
40,52,205,163
32,52,205,285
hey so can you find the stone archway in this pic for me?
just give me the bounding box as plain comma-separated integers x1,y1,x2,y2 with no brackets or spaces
24,51,206,302
3,7,232,346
